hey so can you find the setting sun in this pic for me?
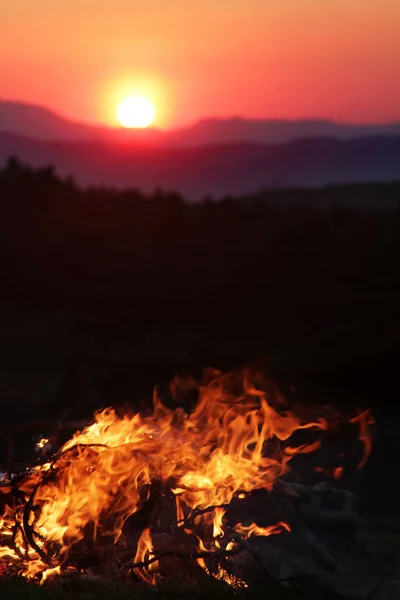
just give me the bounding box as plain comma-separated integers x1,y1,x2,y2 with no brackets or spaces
117,96,155,129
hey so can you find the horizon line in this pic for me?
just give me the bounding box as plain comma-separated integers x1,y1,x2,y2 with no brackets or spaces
2,98,400,132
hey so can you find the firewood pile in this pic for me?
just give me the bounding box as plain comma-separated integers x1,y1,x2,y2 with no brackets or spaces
0,471,347,599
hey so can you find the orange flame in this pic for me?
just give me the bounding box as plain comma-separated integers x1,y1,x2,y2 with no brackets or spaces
235,521,290,538
133,528,158,584
314,465,344,480
212,508,226,539
0,368,372,583
334,466,344,480
350,409,375,468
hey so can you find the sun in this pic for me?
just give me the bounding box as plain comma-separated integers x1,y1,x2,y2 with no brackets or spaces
117,96,156,129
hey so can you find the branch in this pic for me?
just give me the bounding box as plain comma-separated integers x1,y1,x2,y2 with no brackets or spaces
176,496,246,529
369,579,384,600
130,542,245,569
177,503,230,528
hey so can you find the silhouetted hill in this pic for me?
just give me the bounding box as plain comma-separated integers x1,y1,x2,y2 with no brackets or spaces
1,131,400,199
0,101,163,143
2,101,400,144
168,117,400,146
0,101,105,141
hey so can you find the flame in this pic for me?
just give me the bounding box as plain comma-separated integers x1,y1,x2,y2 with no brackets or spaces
0,367,372,584
314,465,344,480
212,508,226,539
334,466,344,480
40,565,61,584
133,528,158,584
209,566,248,589
235,521,290,538
36,438,50,450
350,409,375,468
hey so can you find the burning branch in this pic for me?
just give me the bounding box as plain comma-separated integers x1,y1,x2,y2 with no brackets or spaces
129,540,245,569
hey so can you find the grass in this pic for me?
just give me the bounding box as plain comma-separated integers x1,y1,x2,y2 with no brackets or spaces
0,578,278,600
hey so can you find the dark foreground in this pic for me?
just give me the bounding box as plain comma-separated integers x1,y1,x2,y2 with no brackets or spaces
1,164,400,599
1,579,257,600
0,574,357,600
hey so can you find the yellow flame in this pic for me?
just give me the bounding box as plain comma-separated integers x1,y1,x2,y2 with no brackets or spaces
133,528,158,584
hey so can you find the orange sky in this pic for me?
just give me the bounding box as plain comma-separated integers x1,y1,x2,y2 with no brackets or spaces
1,0,399,128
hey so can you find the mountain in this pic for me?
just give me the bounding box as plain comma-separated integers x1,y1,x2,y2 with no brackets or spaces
0,101,103,141
1,131,400,200
1,101,400,199
2,101,400,145
0,101,164,144
168,117,400,146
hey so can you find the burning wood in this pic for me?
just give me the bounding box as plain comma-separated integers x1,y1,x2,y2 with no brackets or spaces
0,366,373,591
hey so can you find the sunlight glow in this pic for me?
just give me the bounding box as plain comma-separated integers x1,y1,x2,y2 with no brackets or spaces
117,96,155,128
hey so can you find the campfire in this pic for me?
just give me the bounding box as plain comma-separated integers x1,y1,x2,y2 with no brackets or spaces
0,366,373,591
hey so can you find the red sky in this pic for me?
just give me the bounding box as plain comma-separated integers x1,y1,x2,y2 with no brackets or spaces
1,0,399,128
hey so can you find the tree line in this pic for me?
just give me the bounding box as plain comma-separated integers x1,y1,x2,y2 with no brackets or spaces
1,157,399,316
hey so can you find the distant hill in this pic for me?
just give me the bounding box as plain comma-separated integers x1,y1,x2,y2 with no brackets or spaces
2,100,400,145
1,130,400,199
0,101,104,141
168,117,400,146
0,101,163,144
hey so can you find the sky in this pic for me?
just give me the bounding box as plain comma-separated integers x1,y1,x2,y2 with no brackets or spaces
1,0,399,129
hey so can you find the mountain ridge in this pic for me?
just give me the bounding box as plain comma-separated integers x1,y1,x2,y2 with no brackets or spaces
1,129,400,200
2,100,400,145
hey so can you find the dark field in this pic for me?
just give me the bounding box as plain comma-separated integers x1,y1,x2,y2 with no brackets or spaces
0,578,262,600
1,160,400,598
1,160,399,488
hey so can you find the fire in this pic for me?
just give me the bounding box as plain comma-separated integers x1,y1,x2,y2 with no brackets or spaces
212,508,226,540
234,521,290,538
350,409,375,468
0,366,373,585
334,466,344,480
36,438,50,450
40,566,61,584
133,528,158,584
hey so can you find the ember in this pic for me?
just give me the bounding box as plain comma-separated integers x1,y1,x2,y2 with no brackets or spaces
0,366,373,589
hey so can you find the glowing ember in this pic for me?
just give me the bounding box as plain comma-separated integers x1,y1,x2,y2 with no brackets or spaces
0,367,373,585
36,438,50,450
